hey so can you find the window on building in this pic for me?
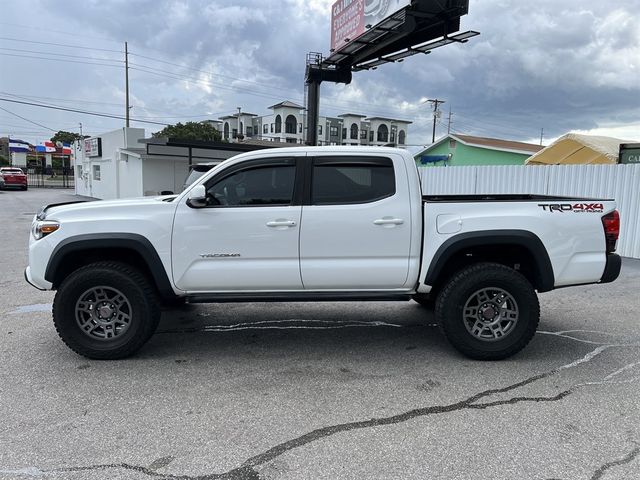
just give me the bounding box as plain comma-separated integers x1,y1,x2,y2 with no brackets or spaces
285,115,297,134
311,157,395,205
342,127,347,139
318,125,323,136
399,130,406,145
391,131,396,143
369,130,374,142
298,123,303,133
275,115,282,134
360,129,368,140
286,138,297,143
350,123,359,140
377,124,389,143
263,124,268,134
246,126,253,136
271,123,274,133
223,122,230,140
93,165,101,181
205,161,295,207
232,129,238,139
330,126,338,136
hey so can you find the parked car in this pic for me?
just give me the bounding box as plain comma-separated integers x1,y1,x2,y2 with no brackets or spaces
26,146,621,360
0,174,4,190
182,161,223,191
0,167,28,190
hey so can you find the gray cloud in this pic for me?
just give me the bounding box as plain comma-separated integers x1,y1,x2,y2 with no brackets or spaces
1,0,638,145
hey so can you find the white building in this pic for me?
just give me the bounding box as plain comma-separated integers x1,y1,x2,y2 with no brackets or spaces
74,128,288,200
217,100,411,147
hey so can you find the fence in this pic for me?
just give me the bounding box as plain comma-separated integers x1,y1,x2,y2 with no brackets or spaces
14,165,74,189
419,164,640,259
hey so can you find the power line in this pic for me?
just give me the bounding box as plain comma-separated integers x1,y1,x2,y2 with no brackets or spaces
0,105,55,131
0,97,169,126
0,92,226,119
0,46,122,62
0,36,122,53
0,52,124,68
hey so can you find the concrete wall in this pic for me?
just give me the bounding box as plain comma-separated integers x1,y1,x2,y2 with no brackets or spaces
75,128,145,199
117,154,143,198
142,158,189,196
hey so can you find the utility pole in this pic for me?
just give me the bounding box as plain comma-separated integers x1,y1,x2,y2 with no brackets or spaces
540,128,544,146
426,98,445,143
447,106,453,135
78,122,83,166
125,41,130,128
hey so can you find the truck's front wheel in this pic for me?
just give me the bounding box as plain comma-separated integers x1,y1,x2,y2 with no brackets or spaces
53,262,160,359
435,263,539,360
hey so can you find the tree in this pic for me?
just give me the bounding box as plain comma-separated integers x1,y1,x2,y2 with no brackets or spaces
51,131,84,145
152,122,222,142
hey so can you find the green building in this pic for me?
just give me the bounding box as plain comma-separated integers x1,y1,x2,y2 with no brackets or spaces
415,134,544,167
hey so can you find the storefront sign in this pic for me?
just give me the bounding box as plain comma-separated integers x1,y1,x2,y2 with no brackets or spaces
620,145,640,164
84,137,102,157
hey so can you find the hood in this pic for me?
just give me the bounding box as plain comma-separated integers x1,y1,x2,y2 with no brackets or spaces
40,195,177,220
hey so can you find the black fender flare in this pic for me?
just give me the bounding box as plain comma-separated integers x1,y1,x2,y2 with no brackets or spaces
424,230,555,292
45,233,175,298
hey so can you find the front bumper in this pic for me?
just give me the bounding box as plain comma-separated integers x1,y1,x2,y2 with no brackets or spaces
600,254,622,284
24,267,46,291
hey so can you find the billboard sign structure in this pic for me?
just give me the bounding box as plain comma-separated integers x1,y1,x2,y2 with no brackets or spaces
331,0,411,52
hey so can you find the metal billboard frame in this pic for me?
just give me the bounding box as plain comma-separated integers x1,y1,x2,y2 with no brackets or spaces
305,0,479,145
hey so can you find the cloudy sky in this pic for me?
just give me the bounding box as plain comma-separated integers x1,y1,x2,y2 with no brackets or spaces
1,0,638,148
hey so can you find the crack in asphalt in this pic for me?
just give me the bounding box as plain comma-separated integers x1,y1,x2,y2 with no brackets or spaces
3,335,639,480
590,446,640,480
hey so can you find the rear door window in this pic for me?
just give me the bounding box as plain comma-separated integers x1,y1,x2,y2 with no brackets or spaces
311,157,395,205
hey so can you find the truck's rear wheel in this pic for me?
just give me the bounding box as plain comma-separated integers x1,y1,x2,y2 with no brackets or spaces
53,262,160,359
435,262,539,360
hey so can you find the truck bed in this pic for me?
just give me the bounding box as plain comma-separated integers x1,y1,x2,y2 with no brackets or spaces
423,194,613,202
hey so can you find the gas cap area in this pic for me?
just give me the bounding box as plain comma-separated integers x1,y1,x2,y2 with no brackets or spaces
437,214,463,234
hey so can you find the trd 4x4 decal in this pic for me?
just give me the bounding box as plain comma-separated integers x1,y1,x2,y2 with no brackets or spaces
538,203,604,213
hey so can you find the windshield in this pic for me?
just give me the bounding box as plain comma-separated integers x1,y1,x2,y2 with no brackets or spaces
1,169,24,174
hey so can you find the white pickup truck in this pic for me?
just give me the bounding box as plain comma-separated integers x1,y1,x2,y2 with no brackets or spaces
25,146,621,360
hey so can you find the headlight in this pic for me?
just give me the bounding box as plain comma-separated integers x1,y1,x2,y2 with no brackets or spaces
32,221,60,240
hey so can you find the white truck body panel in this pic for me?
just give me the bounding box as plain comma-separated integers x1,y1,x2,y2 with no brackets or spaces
299,151,418,290
27,146,618,297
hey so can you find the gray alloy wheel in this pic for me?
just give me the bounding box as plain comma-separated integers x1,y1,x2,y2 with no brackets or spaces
462,287,519,341
75,286,133,341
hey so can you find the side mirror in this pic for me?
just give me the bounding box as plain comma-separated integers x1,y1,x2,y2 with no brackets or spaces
186,184,207,208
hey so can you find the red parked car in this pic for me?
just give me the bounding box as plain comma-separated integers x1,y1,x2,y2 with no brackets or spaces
0,167,28,190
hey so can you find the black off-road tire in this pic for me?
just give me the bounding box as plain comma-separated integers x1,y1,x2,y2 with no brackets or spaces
52,261,161,359
435,262,539,360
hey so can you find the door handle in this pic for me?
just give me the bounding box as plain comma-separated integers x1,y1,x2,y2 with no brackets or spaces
266,220,297,227
373,218,404,226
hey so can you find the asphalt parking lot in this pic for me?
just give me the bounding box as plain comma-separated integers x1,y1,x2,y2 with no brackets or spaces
1,188,639,480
